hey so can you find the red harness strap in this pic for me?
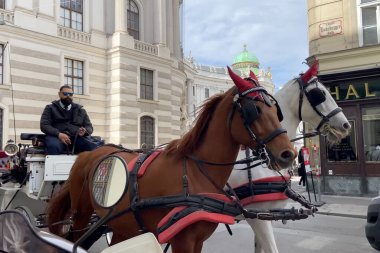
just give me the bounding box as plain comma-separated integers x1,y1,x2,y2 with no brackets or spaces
157,193,236,244
127,150,162,177
235,175,291,206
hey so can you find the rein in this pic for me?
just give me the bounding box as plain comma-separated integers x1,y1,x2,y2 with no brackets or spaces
297,78,342,131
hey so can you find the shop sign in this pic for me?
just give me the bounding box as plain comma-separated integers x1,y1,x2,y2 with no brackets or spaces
319,19,343,37
329,79,380,101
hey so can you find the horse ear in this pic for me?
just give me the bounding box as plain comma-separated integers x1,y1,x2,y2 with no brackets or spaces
301,60,319,84
249,70,258,82
227,66,258,96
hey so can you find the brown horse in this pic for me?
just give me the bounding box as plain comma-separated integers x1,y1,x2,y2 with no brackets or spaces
47,67,297,253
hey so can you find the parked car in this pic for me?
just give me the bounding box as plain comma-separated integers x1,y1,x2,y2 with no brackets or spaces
366,196,380,251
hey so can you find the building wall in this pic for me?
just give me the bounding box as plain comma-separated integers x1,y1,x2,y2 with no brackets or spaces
0,0,185,149
308,0,380,73
307,0,380,196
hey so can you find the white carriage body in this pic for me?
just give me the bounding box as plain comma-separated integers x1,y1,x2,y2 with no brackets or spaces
25,155,77,200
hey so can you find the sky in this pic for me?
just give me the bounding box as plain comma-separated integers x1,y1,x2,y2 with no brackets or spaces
182,0,309,90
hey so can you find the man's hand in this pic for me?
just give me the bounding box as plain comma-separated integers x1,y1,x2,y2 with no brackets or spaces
58,133,71,145
78,127,87,137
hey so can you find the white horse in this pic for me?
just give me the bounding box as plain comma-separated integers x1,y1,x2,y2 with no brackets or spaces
228,61,351,253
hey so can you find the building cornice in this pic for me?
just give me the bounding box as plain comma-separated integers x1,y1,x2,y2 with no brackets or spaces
0,24,106,56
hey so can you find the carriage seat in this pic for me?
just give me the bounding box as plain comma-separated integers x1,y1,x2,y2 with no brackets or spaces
20,133,46,141
20,133,102,155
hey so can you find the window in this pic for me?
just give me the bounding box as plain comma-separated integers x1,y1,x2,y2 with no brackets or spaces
363,106,380,162
193,104,196,117
0,44,3,84
0,108,2,150
327,120,357,162
0,0,5,9
205,88,209,98
192,86,195,96
359,1,380,46
64,58,84,95
140,116,155,148
127,0,139,40
60,0,83,31
140,68,153,100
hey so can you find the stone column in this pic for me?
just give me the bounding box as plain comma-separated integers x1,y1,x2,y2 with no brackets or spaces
154,0,166,45
115,0,127,33
172,0,181,57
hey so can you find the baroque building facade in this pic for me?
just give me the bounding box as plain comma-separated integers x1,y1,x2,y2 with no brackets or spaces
0,1,277,158
183,45,275,129
0,0,184,149
307,0,380,195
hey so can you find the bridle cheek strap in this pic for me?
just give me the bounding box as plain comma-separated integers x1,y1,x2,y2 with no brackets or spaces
316,107,342,131
297,78,342,132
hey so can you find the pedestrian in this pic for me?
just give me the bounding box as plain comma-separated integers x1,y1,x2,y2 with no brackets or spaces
40,85,102,155
298,147,306,187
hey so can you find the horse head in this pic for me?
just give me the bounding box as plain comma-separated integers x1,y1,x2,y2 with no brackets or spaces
297,61,351,143
227,67,296,170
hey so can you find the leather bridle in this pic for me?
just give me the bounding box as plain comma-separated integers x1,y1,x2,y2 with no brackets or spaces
297,78,342,132
229,87,287,166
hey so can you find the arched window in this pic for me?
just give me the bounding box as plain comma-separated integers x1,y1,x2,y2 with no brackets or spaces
127,0,139,40
140,116,154,148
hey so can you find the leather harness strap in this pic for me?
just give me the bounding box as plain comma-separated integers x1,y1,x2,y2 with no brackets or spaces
129,152,150,232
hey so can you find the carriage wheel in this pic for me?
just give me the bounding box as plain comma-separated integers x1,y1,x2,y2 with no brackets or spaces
106,231,113,246
15,206,36,227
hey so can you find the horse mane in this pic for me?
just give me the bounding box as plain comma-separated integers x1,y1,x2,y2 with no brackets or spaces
165,88,235,157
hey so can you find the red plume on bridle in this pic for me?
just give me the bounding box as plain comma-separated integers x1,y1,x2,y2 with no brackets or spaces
227,66,260,98
301,60,319,84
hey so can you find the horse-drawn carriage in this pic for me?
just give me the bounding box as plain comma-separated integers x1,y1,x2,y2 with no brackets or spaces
0,62,351,253
0,133,78,226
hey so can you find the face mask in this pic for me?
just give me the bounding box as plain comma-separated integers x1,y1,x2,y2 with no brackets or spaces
61,97,72,106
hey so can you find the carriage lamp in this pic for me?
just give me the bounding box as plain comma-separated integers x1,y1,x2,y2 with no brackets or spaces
4,139,18,156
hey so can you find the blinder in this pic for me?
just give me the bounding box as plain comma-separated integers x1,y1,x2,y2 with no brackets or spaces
305,88,326,107
241,93,284,125
242,100,260,125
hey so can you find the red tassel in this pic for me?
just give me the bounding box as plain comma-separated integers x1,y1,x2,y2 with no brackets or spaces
249,70,259,81
227,66,259,97
301,60,319,84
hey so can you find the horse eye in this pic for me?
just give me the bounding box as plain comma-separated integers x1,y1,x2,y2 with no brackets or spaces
256,106,262,114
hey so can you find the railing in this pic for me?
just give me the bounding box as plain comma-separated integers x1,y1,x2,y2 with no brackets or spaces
134,40,158,55
57,25,91,44
0,9,14,24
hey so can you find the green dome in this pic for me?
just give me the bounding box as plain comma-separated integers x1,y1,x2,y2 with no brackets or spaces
232,44,260,66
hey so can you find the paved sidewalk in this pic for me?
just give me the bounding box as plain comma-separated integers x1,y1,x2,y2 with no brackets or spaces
287,176,373,219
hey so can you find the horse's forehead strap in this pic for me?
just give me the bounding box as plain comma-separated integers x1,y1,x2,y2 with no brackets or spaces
298,76,319,90
241,87,266,96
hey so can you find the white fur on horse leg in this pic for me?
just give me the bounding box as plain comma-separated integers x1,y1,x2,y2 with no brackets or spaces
255,233,264,253
247,218,279,253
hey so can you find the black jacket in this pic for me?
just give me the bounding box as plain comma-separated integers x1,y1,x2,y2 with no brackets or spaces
40,100,93,137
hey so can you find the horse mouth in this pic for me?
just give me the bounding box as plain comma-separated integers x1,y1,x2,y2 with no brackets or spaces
268,159,291,171
320,124,350,145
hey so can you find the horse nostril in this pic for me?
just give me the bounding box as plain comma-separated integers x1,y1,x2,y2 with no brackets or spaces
280,150,294,161
343,122,351,130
